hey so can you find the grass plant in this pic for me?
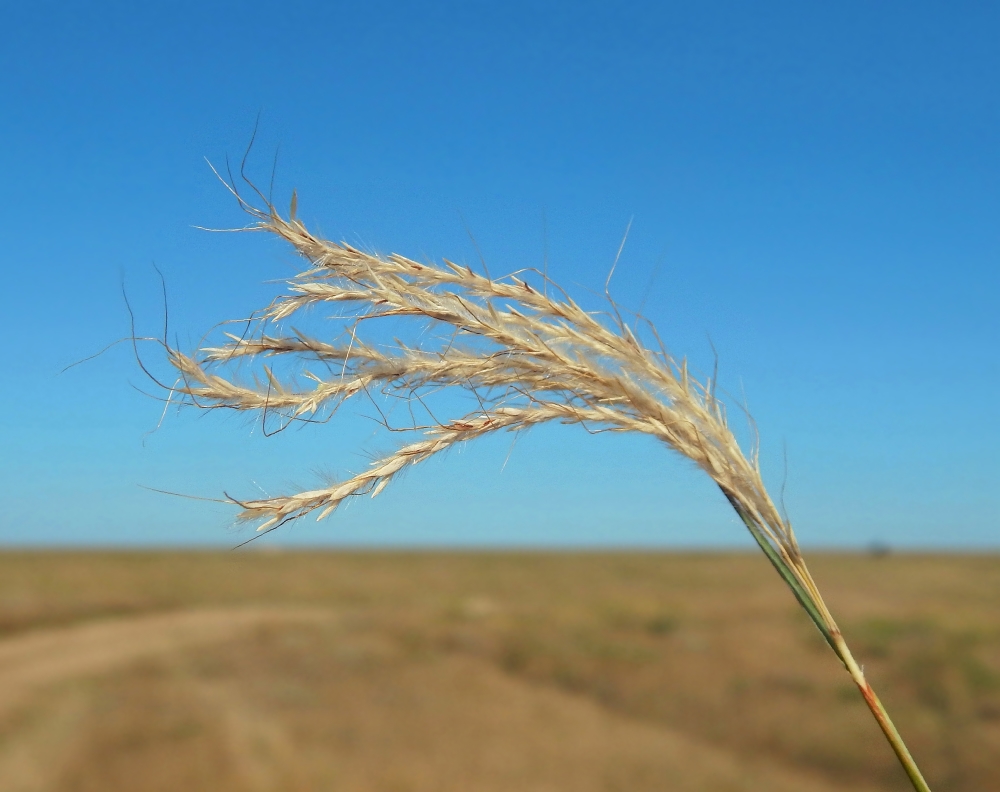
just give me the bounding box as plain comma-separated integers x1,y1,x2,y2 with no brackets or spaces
155,173,932,790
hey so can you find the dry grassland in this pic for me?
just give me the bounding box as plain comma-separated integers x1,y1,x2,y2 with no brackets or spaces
0,551,996,791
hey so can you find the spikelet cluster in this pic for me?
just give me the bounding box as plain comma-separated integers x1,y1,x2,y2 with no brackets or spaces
167,195,795,553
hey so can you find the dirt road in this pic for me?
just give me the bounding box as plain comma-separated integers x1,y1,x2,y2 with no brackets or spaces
0,608,334,717
0,607,878,792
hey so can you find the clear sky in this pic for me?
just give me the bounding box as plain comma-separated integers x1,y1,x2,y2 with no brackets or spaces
1,1,997,548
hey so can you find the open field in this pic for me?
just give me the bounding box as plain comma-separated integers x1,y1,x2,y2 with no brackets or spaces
0,551,996,791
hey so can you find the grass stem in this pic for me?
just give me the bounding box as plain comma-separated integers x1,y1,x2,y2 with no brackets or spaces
727,493,931,791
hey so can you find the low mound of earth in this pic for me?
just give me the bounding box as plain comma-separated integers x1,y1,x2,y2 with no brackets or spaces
0,608,869,792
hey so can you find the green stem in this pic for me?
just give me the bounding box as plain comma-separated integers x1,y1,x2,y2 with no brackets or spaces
722,491,932,792
832,634,933,792
724,493,836,651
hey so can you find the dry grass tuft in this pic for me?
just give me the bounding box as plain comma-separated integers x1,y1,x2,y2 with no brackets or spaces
152,175,931,791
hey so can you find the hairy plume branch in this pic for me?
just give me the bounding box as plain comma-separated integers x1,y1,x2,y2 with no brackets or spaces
157,185,930,791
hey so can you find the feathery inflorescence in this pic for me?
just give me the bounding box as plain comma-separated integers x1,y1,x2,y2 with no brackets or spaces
160,188,931,792
173,199,787,537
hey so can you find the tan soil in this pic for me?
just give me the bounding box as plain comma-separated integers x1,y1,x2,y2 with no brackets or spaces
0,607,870,792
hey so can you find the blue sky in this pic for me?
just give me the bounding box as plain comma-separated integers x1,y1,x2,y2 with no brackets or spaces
1,1,997,548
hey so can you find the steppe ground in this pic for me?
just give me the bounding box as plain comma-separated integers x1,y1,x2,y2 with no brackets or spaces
0,551,996,792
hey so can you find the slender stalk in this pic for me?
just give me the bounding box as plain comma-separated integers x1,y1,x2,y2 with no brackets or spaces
728,499,931,792
833,635,933,792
